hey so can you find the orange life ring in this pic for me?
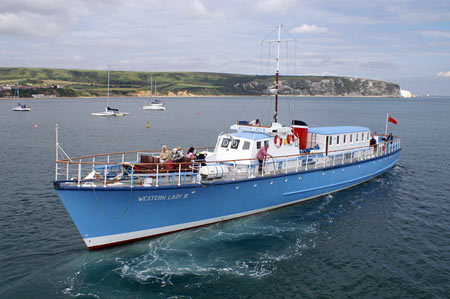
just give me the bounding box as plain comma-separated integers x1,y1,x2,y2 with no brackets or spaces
274,135,283,147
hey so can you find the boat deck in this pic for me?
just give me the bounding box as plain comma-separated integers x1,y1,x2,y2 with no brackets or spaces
55,138,401,189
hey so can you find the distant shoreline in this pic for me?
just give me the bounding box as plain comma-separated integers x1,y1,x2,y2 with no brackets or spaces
1,94,406,100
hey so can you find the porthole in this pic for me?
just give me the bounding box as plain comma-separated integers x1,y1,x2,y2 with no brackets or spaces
235,186,239,190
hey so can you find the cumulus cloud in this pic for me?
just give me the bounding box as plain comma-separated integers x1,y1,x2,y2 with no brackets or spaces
0,0,84,37
290,24,328,34
437,71,450,77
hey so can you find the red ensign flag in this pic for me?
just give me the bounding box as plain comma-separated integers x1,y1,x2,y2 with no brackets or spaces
388,115,397,125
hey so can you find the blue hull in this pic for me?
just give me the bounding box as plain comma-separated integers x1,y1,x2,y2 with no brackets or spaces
55,150,400,249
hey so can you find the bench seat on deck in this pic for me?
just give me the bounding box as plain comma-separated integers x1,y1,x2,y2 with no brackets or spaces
132,155,196,173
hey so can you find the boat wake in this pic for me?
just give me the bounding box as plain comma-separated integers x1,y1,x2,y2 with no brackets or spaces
63,213,322,295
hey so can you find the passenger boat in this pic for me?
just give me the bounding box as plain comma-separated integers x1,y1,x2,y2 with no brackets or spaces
53,25,401,250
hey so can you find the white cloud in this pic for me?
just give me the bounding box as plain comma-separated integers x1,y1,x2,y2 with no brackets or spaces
437,71,450,77
255,0,296,13
290,24,328,34
417,30,450,39
183,0,210,16
99,39,126,47
0,0,85,37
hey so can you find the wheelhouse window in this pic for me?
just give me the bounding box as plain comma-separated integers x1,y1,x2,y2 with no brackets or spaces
264,140,269,147
366,132,369,140
329,136,333,146
361,133,364,141
230,139,240,149
256,141,261,149
242,141,250,150
343,135,347,144
350,134,353,143
356,133,359,142
221,138,231,148
337,136,340,145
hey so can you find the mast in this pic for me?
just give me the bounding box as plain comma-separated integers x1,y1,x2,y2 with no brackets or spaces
262,24,296,124
107,65,110,108
274,25,281,123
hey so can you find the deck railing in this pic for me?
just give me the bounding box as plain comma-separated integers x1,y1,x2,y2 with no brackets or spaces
55,138,401,188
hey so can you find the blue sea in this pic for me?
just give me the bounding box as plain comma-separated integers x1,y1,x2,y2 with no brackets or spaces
1,96,449,298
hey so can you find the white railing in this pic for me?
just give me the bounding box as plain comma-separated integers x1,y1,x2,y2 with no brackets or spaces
55,139,401,188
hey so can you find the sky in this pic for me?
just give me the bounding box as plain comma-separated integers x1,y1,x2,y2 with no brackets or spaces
1,0,450,95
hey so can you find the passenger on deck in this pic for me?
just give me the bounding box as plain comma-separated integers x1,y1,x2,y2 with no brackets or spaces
370,136,377,152
256,143,272,174
170,148,183,162
387,133,394,141
177,146,184,157
187,147,196,160
250,118,260,126
159,145,170,162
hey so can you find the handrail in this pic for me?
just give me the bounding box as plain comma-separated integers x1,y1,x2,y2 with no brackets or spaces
55,138,401,186
57,146,216,162
56,138,400,166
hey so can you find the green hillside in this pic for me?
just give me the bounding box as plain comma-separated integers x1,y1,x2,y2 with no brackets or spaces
0,67,400,98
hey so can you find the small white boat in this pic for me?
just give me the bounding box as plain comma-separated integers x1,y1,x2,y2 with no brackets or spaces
13,104,32,111
12,83,31,112
91,106,129,116
142,78,166,111
143,99,166,111
92,66,129,117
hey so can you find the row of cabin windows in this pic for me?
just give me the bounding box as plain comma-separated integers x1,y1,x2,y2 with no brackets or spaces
328,132,370,146
220,138,268,150
221,138,251,150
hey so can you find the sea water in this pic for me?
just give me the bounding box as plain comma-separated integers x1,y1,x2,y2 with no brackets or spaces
0,96,449,298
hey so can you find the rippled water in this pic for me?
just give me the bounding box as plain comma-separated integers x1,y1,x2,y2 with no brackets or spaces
1,96,449,298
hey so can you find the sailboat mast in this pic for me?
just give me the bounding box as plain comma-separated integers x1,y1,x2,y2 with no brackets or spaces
107,65,110,108
274,24,282,123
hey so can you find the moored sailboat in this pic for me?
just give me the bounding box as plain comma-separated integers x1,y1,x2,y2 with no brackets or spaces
92,66,129,116
143,78,166,111
12,83,31,112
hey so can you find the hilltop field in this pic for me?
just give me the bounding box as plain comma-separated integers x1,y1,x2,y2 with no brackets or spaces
0,67,400,98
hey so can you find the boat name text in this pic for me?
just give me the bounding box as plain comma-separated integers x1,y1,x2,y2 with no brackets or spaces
138,193,189,202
